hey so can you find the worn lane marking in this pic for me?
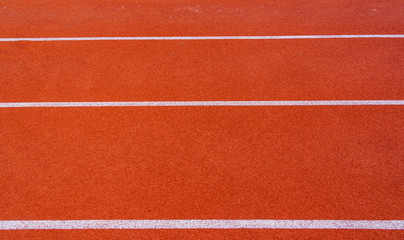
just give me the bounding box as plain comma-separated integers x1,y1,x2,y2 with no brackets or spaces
0,100,403,108
1,220,403,230
1,35,404,42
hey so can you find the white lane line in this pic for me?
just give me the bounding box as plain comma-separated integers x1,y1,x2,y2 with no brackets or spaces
0,100,403,108
1,220,403,230
0,35,404,42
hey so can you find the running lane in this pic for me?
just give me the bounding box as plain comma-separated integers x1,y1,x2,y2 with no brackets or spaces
0,107,403,216
0,39,403,102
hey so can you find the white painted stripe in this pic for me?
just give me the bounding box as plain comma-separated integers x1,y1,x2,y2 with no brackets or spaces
0,220,403,230
0,35,404,42
0,100,403,108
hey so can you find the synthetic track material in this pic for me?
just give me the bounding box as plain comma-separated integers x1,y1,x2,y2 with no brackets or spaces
0,0,403,239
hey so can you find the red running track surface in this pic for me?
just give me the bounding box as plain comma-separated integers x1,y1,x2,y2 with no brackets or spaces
0,0,403,239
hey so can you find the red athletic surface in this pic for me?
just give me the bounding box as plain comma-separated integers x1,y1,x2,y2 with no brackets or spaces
0,0,403,239
1,39,403,102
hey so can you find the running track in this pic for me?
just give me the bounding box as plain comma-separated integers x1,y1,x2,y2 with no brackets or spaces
0,0,403,239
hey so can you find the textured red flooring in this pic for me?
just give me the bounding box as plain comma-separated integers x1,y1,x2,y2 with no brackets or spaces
1,39,403,102
0,107,403,238
0,0,403,239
